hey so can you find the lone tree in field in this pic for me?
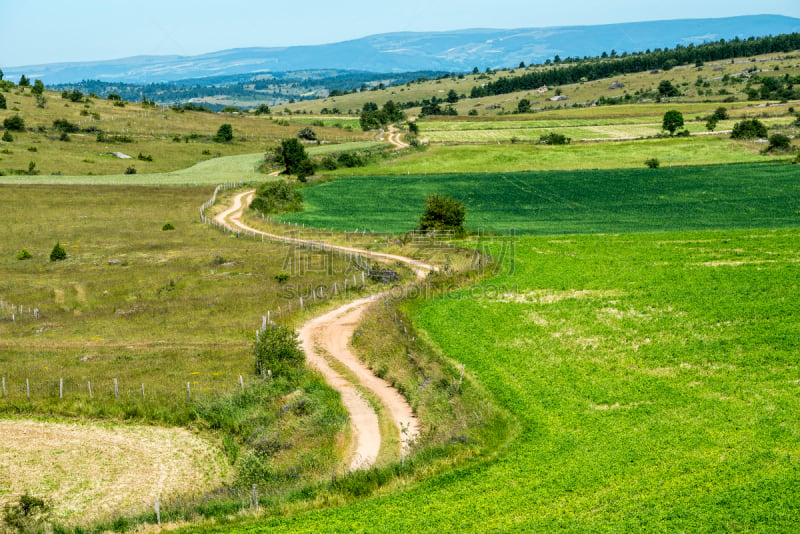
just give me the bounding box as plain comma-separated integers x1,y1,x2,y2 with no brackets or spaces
0,92,5,110
517,98,532,113
214,123,233,142
254,326,305,377
662,110,684,135
31,79,44,96
276,138,313,180
658,80,680,98
50,242,67,261
419,194,466,234
446,89,459,104
18,75,30,87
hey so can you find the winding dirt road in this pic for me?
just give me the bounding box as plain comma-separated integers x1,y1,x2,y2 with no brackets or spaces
385,125,410,149
215,191,428,470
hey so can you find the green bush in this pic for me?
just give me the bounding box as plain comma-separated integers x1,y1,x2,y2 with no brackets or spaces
297,127,317,141
419,194,466,234
538,132,570,145
2,492,50,532
214,123,233,142
16,249,32,260
645,158,661,169
2,130,12,142
731,119,768,139
766,133,792,152
253,326,305,377
124,166,137,175
52,118,79,133
3,114,25,131
137,152,153,162
50,242,67,261
162,222,175,231
0,92,6,110
274,272,290,284
250,181,303,215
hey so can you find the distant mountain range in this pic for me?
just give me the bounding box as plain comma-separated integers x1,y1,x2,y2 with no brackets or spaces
4,15,800,84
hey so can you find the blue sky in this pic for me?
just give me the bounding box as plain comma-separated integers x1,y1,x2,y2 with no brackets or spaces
2,0,799,66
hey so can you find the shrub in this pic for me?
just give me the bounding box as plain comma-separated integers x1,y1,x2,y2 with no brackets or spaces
253,326,305,377
274,272,290,283
337,152,364,168
419,194,466,234
645,158,660,169
0,92,6,109
2,130,12,142
52,118,79,133
59,132,70,142
250,181,303,214
297,127,317,141
320,156,338,170
3,115,25,131
2,492,50,532
162,222,175,231
16,249,33,260
50,242,67,261
712,106,730,121
124,166,137,175
539,132,570,145
137,152,153,162
214,123,233,142
766,133,792,152
731,119,768,139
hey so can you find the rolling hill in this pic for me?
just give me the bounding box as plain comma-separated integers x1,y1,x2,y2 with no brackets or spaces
4,15,800,84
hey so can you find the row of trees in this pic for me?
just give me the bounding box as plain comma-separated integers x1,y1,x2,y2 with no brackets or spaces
469,32,800,99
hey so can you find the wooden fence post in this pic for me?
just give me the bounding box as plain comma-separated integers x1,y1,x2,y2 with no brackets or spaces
88,381,92,399
114,378,119,398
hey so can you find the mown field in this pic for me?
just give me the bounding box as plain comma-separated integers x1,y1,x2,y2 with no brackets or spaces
281,162,800,234
419,116,793,142
220,227,800,532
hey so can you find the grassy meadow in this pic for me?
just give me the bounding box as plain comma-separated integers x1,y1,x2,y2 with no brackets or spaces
284,51,800,116
0,183,403,523
192,227,800,533
0,88,372,176
280,162,800,234
325,136,781,176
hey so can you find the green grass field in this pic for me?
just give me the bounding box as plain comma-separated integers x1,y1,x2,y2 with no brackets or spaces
219,227,800,532
419,117,794,142
326,136,775,175
281,162,800,234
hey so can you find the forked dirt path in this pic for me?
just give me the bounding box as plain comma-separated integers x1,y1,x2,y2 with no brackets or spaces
215,191,429,470
385,125,410,149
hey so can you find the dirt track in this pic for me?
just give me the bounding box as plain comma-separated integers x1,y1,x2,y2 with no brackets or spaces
385,125,410,149
216,191,428,469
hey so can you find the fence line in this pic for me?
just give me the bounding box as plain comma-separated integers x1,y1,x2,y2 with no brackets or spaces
200,185,376,330
0,299,40,321
0,374,249,402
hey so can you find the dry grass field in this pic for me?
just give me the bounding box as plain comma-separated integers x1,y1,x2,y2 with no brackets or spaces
0,419,229,525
